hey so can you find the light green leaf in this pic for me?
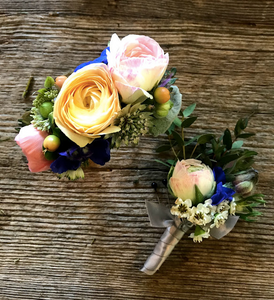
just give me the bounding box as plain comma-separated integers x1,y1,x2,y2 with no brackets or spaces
44,76,55,89
183,103,196,117
150,85,182,136
232,140,244,149
194,185,204,205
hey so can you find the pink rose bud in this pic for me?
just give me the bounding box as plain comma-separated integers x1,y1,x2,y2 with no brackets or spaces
169,159,215,204
107,33,169,104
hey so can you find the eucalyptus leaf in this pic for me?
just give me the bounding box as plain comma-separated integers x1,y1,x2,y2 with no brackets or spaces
150,85,182,136
183,103,196,118
181,116,197,128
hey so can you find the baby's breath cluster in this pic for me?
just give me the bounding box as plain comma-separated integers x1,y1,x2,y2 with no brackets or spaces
171,198,236,242
111,102,153,148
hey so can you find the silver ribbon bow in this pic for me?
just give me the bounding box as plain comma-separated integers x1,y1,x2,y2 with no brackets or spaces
141,200,239,275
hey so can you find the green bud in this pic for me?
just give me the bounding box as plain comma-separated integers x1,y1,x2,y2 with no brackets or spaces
39,102,53,119
155,100,173,117
235,181,254,196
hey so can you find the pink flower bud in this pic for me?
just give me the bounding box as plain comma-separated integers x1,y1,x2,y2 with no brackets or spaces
169,159,215,203
15,125,53,172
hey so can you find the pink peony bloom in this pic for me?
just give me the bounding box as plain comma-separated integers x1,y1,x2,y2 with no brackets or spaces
107,33,169,104
15,125,52,172
169,159,215,203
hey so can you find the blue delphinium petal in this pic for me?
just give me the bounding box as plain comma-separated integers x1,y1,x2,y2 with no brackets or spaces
211,182,236,206
74,47,109,72
50,138,111,174
87,139,110,166
50,156,81,174
213,166,226,184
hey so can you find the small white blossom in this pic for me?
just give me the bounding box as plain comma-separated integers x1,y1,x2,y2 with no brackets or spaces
189,229,210,243
170,198,192,219
188,203,212,226
210,211,229,228
217,200,230,213
230,199,236,215
204,199,217,217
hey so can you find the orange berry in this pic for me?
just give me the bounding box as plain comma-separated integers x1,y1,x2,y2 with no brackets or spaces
55,76,67,89
43,135,61,152
154,87,170,104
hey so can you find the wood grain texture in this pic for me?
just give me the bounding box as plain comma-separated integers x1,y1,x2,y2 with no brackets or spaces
0,1,274,299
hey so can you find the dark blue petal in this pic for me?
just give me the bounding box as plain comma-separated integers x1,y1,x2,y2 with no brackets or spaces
59,145,79,157
86,139,110,166
211,182,235,206
50,156,81,174
222,186,236,200
74,47,109,72
213,166,226,184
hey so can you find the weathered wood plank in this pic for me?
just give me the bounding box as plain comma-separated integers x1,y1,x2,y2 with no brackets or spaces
1,0,274,26
0,6,273,300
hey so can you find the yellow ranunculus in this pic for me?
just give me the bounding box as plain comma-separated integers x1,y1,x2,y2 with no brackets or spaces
53,63,121,147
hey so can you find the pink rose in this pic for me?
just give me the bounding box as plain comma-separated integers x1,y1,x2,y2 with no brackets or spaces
107,33,169,104
169,159,215,204
15,125,52,172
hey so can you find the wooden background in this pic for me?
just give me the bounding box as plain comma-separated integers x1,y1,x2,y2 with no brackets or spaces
0,1,274,299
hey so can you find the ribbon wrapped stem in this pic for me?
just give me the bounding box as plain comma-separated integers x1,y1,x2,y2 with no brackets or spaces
141,221,193,275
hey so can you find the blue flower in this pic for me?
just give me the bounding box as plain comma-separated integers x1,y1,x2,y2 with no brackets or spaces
211,182,235,206
213,166,226,185
50,138,111,174
74,47,109,72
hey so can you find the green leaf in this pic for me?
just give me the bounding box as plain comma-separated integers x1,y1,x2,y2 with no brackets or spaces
223,128,232,150
154,159,171,168
166,159,176,165
156,144,173,153
44,76,55,89
232,140,244,149
181,116,197,128
183,103,196,118
150,85,182,136
237,133,255,139
194,185,204,204
234,117,249,137
171,130,184,147
173,117,182,127
194,225,205,236
198,134,215,144
38,88,47,94
184,135,199,146
218,153,240,167
167,165,176,197
20,111,32,126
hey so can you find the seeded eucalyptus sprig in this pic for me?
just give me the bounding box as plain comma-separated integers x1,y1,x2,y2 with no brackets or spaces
31,77,59,132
